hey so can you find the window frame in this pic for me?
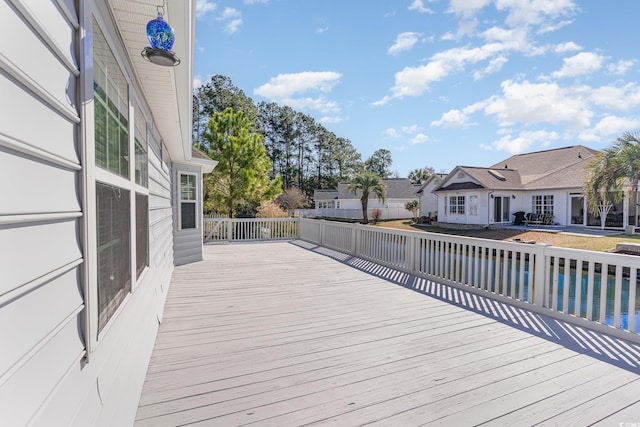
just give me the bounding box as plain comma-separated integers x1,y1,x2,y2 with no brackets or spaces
532,194,554,215
178,172,199,230
83,11,151,353
448,195,466,215
469,195,478,216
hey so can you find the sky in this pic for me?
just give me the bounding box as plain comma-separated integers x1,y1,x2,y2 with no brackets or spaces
192,0,640,177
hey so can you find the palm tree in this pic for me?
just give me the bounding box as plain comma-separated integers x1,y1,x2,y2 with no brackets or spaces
584,131,640,229
347,171,386,224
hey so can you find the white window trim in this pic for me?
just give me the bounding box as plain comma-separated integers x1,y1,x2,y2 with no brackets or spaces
178,171,199,230
83,9,151,356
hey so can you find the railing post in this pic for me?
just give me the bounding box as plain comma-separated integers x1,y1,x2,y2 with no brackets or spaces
406,234,415,272
350,224,357,255
533,244,549,307
227,219,232,242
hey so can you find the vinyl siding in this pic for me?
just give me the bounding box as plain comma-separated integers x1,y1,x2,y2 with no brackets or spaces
0,1,175,426
0,1,84,425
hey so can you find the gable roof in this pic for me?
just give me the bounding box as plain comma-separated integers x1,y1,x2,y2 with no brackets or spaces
322,178,421,200
435,145,598,192
313,190,338,201
417,173,447,194
490,145,598,186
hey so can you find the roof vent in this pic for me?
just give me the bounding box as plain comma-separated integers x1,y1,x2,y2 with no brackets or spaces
488,169,507,181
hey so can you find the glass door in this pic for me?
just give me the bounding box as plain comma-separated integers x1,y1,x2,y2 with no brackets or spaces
494,197,510,223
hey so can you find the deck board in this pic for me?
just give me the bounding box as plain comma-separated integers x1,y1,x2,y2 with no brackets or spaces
136,241,640,426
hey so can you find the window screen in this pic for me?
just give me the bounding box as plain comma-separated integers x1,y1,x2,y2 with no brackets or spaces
96,182,131,332
136,193,149,278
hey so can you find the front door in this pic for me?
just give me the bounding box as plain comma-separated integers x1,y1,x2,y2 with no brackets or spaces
570,195,584,225
494,196,510,223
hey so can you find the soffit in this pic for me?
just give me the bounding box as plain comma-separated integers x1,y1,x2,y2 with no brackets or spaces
107,0,194,163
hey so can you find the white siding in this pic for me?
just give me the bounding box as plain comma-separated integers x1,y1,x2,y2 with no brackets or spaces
0,2,84,426
0,1,175,426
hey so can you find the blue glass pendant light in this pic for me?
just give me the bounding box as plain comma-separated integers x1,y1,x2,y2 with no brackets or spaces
141,1,180,66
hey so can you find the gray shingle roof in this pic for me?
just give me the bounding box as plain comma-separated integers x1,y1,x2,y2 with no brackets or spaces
313,190,338,200
489,145,598,186
436,145,599,192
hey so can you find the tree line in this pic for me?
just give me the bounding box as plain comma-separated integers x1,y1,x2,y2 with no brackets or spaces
194,75,434,216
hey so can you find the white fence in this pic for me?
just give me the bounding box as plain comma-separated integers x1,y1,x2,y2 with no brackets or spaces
206,217,640,342
315,207,414,220
204,217,298,242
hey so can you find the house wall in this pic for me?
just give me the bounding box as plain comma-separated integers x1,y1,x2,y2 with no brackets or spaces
437,189,583,227
173,163,204,265
418,182,439,217
0,1,175,425
438,190,490,225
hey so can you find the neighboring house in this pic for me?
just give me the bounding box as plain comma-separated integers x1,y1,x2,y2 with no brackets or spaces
314,178,422,220
431,145,626,228
417,173,447,218
1,1,215,426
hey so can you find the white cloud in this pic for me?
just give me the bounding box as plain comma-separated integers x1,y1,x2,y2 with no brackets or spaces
551,52,604,78
254,72,342,113
579,116,640,142
255,71,341,98
320,116,343,124
408,0,434,14
388,32,422,55
608,59,636,75
245,0,268,3
495,0,578,28
196,0,216,19
587,83,640,111
538,19,573,34
448,0,491,19
474,55,508,80
482,130,559,154
411,133,429,144
483,79,593,128
376,43,511,104
218,7,242,34
385,128,401,138
401,124,422,134
554,41,582,53
431,109,469,128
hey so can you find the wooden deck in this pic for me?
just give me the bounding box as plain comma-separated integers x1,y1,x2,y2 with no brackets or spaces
136,241,640,426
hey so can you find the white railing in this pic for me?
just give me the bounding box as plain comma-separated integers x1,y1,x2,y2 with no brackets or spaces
315,207,413,220
205,217,640,342
204,218,298,242
297,219,640,342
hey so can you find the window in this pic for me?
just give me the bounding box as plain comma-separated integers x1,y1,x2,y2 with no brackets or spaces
93,21,149,333
136,193,149,278
134,104,148,187
94,25,128,179
180,173,197,229
469,195,478,216
448,195,465,214
532,195,554,214
96,183,130,331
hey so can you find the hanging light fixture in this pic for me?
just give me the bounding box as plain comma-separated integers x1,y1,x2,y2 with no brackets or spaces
141,1,180,66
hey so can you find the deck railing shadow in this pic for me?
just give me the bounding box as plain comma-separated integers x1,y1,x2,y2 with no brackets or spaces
290,240,640,374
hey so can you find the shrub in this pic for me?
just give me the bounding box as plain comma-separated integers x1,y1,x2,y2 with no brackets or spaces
256,200,288,218
371,208,383,223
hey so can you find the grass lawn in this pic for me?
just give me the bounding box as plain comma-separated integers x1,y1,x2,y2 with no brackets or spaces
375,219,640,252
